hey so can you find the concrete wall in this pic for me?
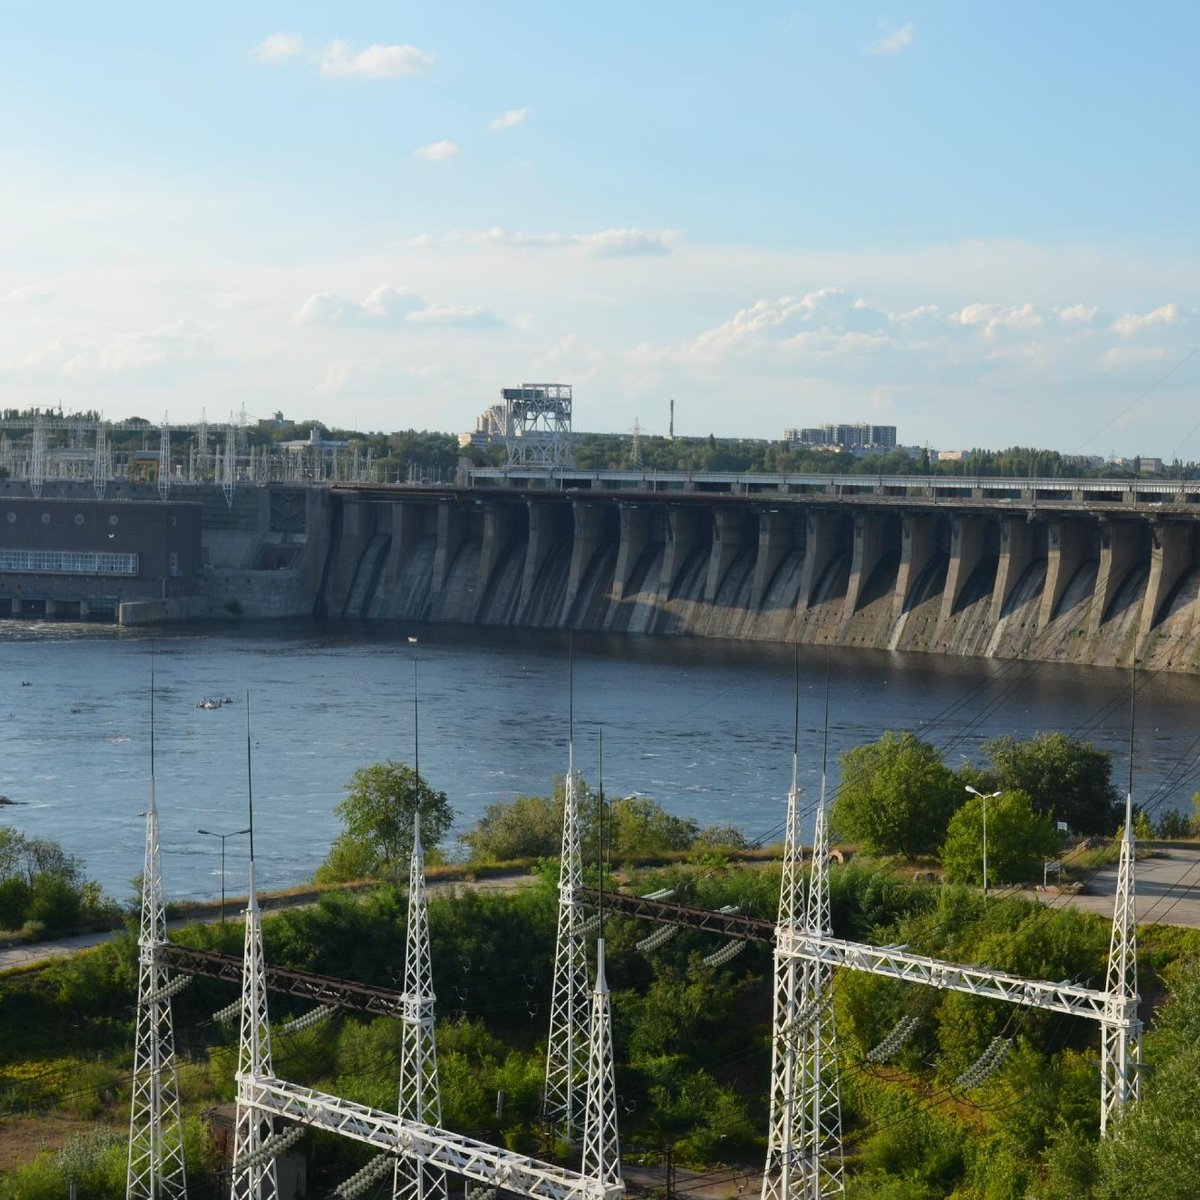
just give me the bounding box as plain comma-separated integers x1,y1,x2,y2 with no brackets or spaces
311,491,1200,672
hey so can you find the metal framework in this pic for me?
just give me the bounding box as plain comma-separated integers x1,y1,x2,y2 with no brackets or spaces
1100,792,1141,1133
544,751,591,1136
230,860,278,1200
241,1076,621,1200
395,816,447,1200
503,384,574,468
30,415,45,498
222,417,236,508
580,940,621,1191
126,778,189,1200
94,421,110,499
158,418,171,501
762,758,843,1200
162,943,413,1017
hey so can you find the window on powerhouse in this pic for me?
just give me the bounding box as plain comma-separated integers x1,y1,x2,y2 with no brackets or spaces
0,548,138,576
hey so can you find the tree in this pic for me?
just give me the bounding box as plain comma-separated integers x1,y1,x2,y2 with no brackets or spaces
984,733,1123,835
940,790,1059,886
459,792,562,863
830,732,963,857
315,761,452,883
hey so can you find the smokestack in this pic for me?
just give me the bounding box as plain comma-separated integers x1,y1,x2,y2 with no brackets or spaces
669,398,675,440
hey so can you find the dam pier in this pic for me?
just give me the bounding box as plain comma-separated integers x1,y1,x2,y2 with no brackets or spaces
3,470,1200,672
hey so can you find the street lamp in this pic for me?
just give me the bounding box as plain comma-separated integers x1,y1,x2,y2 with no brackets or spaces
964,786,1002,898
197,827,251,922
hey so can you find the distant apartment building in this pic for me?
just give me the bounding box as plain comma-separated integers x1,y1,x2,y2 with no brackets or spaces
783,422,898,451
458,403,509,450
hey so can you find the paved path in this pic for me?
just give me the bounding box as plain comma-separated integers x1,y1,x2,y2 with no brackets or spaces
1053,846,1200,929
0,870,534,974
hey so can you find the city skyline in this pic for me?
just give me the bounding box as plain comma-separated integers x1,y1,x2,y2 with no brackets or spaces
0,4,1197,458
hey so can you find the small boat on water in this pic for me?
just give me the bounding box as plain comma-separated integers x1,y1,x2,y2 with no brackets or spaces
195,695,235,710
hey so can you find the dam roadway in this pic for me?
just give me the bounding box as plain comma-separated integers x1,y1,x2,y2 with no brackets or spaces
307,468,1200,673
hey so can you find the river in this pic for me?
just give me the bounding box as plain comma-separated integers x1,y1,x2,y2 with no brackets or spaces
1,619,1198,902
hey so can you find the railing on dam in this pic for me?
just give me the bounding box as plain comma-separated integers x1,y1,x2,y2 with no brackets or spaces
467,466,1200,503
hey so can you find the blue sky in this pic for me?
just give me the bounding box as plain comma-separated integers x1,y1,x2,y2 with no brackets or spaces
1,3,1197,457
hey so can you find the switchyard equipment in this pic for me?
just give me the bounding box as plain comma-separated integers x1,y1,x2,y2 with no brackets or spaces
129,714,1141,1200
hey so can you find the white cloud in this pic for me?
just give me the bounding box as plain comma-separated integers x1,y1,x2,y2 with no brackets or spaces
295,284,499,329
253,32,305,61
867,22,916,55
26,321,215,380
1111,303,1181,337
316,40,435,79
955,302,1046,338
488,107,530,131
1101,345,1176,368
0,284,53,305
428,226,679,257
413,140,460,161
406,303,501,328
296,284,424,327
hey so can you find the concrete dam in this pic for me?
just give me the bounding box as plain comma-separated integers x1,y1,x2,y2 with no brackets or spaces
311,483,1200,673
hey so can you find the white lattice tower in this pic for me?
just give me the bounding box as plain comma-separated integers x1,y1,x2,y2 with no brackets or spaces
94,421,110,499
30,415,45,497
580,939,621,1194
222,415,236,508
394,815,447,1200
126,779,189,1200
159,415,171,501
762,753,805,1200
544,753,591,1137
795,775,844,1198
1100,790,1141,1134
230,860,278,1200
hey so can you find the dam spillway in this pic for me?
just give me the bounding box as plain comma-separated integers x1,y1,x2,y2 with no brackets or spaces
313,482,1200,673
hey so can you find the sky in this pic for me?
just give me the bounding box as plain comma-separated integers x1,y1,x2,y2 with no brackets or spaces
0,3,1197,458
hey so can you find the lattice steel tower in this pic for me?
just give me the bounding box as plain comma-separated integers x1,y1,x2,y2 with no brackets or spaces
503,384,574,468
127,690,189,1200
580,939,621,1194
762,742,843,1200
230,735,278,1200
158,416,171,501
544,743,590,1137
394,813,447,1200
1101,781,1141,1132
95,421,111,500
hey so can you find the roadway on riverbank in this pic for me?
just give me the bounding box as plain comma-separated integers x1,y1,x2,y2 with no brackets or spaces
6,848,1200,975
0,870,535,973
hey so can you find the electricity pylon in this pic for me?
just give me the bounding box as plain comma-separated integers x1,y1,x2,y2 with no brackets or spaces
1100,786,1141,1133
126,756,189,1199
230,759,277,1200
762,752,843,1200
544,748,590,1138
796,773,844,1197
580,939,621,1193
395,814,447,1200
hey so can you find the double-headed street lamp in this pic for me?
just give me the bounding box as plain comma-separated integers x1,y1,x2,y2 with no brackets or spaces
197,826,251,922
964,786,1002,898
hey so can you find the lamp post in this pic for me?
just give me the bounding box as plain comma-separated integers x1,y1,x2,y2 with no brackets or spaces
964,786,1002,898
197,826,251,922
